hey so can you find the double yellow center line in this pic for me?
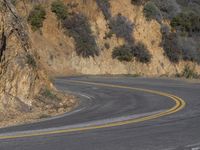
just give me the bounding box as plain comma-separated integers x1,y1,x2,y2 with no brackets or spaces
0,80,186,140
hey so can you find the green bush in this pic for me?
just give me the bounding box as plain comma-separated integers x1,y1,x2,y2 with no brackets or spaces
41,88,59,100
51,0,68,20
176,0,200,7
131,42,152,63
161,30,200,64
112,45,133,62
96,0,111,20
63,14,99,57
112,43,152,63
131,0,147,5
171,12,191,32
28,5,46,31
11,0,17,5
177,36,200,63
143,1,161,21
171,11,200,33
26,54,37,68
109,14,134,43
178,65,199,79
162,33,182,63
152,0,180,20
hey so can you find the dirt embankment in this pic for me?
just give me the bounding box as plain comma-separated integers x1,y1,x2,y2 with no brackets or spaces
0,0,76,128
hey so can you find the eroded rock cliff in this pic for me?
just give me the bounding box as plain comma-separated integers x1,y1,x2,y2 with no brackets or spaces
0,0,76,127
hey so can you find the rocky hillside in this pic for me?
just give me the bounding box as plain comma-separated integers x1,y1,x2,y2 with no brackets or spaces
13,0,200,76
0,0,199,126
0,0,76,127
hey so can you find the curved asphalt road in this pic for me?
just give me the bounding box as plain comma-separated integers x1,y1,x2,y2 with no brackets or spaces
0,76,200,150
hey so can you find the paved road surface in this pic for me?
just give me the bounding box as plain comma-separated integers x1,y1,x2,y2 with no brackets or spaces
0,76,199,150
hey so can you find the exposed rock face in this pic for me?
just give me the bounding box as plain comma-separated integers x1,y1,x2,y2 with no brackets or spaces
0,0,76,127
22,0,200,76
0,0,38,115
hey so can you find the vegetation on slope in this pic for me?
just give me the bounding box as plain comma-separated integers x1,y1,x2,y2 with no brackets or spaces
176,65,199,79
112,43,152,63
28,4,46,31
51,0,68,20
109,14,134,43
24,0,200,75
142,0,200,64
63,13,99,57
96,0,111,20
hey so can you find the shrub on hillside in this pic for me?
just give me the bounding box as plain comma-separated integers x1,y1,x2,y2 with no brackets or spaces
131,0,147,5
162,31,200,63
28,5,46,31
109,14,134,43
190,3,200,14
143,1,161,21
0,1,3,11
177,65,199,79
160,24,170,35
11,0,17,5
63,14,99,57
112,45,133,62
177,36,200,63
51,0,68,20
171,11,200,34
112,43,152,63
26,54,37,68
176,0,200,6
41,88,59,100
162,33,182,63
131,42,152,63
96,0,111,20
176,0,200,14
152,0,180,20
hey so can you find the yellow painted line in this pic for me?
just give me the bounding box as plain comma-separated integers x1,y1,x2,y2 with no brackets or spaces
0,80,186,140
